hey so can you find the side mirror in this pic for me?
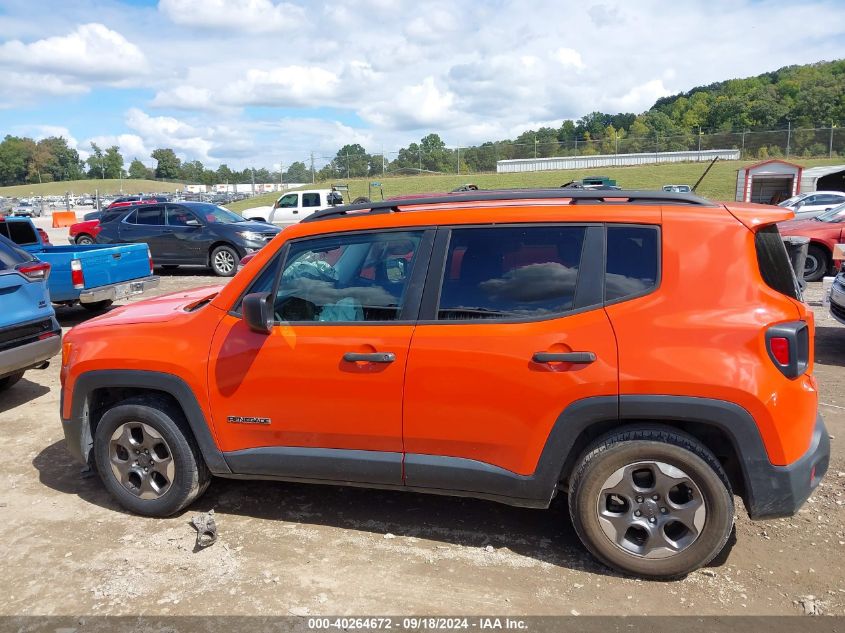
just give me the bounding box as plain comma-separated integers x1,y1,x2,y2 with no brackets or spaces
242,292,274,333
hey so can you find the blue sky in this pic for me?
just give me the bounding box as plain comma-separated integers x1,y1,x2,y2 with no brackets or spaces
1,0,844,170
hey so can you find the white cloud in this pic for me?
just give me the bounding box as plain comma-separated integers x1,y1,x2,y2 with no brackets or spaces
360,77,456,130
0,23,147,80
554,48,585,69
158,0,305,33
606,79,672,111
219,66,340,108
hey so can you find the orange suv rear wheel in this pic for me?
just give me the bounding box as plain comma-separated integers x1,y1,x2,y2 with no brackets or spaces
568,427,734,579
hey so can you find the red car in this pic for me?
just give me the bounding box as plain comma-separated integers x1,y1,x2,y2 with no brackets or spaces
779,203,845,281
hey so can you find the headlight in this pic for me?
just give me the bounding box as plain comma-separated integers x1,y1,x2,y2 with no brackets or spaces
238,231,263,241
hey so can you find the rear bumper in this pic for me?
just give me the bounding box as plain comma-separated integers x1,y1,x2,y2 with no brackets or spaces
0,333,61,379
747,413,830,519
79,276,160,304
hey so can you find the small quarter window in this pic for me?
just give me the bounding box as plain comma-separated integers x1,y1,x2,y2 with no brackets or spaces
604,226,659,302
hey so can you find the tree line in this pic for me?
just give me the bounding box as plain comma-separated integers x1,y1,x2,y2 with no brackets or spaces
1,60,843,187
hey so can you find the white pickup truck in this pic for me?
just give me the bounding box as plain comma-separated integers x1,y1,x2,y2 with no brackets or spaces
241,189,343,225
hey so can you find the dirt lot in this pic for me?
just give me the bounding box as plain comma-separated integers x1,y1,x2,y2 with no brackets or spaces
2,226,844,617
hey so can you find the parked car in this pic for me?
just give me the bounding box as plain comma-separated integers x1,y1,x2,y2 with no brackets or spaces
663,184,692,193
778,202,845,281
1,216,159,311
830,269,845,325
0,234,61,392
11,200,43,218
94,201,281,276
778,190,845,220
59,189,828,579
241,189,343,224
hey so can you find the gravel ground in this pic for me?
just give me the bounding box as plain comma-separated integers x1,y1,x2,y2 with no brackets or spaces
0,225,842,617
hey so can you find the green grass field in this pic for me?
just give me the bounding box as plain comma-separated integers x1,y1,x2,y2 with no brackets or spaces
0,179,182,197
226,157,845,213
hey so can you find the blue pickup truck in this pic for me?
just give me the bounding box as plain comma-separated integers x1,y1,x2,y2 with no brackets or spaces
0,217,160,311
0,234,61,392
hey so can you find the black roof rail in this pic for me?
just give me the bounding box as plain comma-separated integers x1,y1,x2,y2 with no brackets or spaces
301,189,717,223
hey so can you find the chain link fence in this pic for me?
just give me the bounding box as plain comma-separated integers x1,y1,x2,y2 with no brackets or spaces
289,125,845,180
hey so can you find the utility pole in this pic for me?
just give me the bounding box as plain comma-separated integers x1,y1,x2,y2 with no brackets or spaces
534,135,538,159
310,152,315,184
456,144,460,174
250,168,255,195
346,150,350,179
741,130,747,158
279,162,283,190
615,131,618,155
381,144,385,175
418,147,422,174
830,123,836,159
786,121,792,158
698,126,702,154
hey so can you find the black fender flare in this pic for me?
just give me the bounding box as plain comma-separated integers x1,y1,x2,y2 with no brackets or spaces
64,369,231,474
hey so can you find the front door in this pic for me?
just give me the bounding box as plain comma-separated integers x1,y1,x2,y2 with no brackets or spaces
164,204,206,263
207,228,433,485
402,222,625,487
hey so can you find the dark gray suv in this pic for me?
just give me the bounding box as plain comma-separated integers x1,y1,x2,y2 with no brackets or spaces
95,202,281,276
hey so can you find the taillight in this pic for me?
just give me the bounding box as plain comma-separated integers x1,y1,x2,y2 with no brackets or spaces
766,322,809,379
769,337,790,365
147,247,154,274
71,259,84,289
16,261,51,281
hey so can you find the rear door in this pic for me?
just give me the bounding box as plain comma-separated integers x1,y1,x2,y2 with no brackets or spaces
117,205,168,260
402,220,622,488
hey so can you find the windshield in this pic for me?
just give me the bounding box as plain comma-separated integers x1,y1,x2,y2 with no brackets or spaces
778,193,809,207
190,203,245,224
815,202,845,223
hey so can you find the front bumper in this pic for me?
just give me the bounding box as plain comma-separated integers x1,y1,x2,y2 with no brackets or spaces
830,274,845,325
747,413,830,519
0,333,61,379
79,276,160,304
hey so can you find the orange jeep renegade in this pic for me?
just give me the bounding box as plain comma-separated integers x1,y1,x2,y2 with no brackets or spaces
59,190,830,578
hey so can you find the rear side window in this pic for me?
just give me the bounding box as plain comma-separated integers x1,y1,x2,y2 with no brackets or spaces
302,193,321,207
4,221,39,246
133,206,165,225
605,226,659,302
437,226,586,320
756,225,800,300
0,234,33,270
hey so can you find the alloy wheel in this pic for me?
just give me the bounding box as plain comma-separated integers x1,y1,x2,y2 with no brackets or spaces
109,422,175,499
595,460,706,559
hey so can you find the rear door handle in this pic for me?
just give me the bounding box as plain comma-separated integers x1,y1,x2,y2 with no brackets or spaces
343,352,395,363
532,351,596,364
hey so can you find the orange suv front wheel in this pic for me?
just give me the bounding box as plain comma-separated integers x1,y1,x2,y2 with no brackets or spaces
568,427,734,579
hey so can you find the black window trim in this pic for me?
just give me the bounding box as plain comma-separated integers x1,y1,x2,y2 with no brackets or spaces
602,223,663,307
417,222,606,325
228,226,436,326
121,204,166,226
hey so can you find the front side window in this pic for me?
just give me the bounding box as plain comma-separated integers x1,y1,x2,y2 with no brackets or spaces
302,193,321,207
277,194,298,208
167,205,199,226
437,226,586,320
605,226,660,302
252,231,423,322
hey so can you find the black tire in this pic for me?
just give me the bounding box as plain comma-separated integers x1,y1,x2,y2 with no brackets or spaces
93,396,210,517
75,234,95,245
0,371,24,392
210,244,239,277
804,244,829,282
81,300,113,312
352,196,371,204
568,426,734,579
161,265,179,271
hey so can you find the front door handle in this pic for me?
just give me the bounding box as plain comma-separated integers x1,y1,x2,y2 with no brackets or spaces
343,352,395,363
533,351,596,364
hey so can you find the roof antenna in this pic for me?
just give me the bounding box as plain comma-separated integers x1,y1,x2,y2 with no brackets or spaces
692,157,719,192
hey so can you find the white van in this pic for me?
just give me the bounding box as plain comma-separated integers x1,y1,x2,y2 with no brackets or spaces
241,189,342,225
